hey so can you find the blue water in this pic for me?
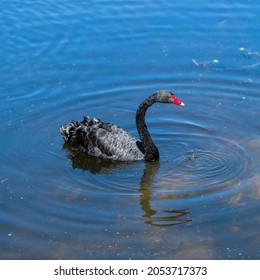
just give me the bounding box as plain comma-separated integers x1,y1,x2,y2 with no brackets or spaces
1,0,260,259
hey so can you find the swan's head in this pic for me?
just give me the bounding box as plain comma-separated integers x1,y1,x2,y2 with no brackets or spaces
156,90,185,106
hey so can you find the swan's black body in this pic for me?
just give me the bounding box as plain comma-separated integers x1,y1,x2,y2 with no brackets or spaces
60,90,184,161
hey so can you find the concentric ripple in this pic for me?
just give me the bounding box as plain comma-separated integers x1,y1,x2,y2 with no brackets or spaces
160,133,250,198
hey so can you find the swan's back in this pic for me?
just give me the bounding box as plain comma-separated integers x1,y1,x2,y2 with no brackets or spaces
60,116,145,161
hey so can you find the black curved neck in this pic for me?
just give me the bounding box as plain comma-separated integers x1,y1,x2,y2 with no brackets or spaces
136,94,159,161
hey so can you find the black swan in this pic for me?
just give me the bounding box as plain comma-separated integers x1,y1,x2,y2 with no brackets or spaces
60,90,184,161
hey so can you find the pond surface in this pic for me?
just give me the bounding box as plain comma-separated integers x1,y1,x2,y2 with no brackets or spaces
1,0,260,259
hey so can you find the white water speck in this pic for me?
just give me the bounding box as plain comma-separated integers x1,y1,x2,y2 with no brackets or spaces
1,178,8,184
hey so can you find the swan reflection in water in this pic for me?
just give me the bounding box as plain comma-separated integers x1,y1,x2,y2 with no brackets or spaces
62,143,191,227
139,161,191,227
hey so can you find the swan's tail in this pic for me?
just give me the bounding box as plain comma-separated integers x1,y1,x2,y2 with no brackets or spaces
60,116,98,146
60,121,81,144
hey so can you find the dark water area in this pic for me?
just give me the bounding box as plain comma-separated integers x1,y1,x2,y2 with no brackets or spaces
1,0,260,259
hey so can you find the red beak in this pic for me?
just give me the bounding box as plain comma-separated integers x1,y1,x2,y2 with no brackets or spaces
171,94,185,106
